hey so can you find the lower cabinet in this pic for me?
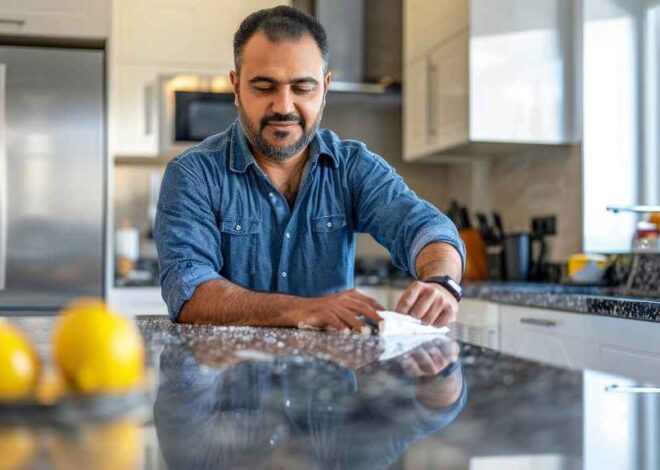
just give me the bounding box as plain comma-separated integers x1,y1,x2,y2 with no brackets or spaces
499,304,600,370
499,304,660,384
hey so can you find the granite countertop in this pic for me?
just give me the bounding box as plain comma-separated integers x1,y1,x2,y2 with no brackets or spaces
358,274,660,322
1,315,654,469
461,282,660,322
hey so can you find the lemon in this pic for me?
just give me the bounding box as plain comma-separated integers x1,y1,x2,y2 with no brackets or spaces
0,427,37,470
49,419,142,470
52,299,145,394
0,320,40,401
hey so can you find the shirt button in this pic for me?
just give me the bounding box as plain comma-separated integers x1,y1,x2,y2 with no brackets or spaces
281,271,287,278
285,232,291,239
269,192,274,198
326,222,332,228
235,225,241,231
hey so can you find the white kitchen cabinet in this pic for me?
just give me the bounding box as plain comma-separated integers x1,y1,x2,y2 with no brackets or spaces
0,0,109,39
402,0,577,162
403,0,469,161
451,299,500,349
499,304,600,370
404,0,469,63
498,303,660,384
108,62,228,157
109,0,288,158
427,31,469,152
403,56,430,160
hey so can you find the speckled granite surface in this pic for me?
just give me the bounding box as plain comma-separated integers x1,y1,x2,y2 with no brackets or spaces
462,282,660,322
10,315,648,469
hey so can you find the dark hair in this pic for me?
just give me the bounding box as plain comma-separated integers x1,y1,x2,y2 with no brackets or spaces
233,6,329,73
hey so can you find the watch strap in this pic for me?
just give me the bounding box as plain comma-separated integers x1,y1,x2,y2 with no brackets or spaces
424,275,462,302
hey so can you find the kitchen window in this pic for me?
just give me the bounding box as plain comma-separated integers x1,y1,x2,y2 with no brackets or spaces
582,0,660,252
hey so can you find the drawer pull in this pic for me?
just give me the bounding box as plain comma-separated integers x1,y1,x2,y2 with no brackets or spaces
0,18,26,27
520,318,556,327
605,385,660,394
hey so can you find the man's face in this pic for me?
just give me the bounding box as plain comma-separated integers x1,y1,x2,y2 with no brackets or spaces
230,32,331,160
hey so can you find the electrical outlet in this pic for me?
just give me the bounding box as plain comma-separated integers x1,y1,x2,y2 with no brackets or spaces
532,216,557,236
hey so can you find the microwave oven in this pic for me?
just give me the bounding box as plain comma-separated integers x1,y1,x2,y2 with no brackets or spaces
158,74,237,157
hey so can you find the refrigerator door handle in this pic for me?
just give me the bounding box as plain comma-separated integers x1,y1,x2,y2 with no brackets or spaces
0,64,6,290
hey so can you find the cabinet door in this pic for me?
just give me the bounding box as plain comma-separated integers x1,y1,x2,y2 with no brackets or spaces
404,0,469,63
0,0,109,38
428,31,469,153
114,0,288,66
109,62,229,157
108,63,160,158
403,56,430,161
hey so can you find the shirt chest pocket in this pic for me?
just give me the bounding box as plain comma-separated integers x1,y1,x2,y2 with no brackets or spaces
310,214,349,274
218,216,261,274
312,214,347,233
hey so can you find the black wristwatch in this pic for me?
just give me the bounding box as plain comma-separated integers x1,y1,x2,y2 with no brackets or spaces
425,275,462,302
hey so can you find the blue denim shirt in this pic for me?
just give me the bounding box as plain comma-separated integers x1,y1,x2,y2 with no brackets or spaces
155,120,465,321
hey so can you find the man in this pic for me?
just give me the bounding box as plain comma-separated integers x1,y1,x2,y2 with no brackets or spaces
155,6,465,331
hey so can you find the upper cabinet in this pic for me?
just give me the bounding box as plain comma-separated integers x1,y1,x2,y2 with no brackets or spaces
0,0,109,39
109,0,289,158
403,0,579,162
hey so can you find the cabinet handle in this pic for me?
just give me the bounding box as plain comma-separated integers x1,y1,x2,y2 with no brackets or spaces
0,18,25,27
520,318,556,327
0,65,6,290
605,385,660,394
144,84,153,135
427,61,437,139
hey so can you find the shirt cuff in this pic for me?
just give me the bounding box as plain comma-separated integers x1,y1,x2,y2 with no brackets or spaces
408,225,466,279
161,263,223,321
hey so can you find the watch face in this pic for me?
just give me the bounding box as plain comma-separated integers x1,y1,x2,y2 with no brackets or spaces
448,278,461,293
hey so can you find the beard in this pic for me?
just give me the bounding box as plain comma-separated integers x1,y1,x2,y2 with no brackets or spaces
237,99,324,161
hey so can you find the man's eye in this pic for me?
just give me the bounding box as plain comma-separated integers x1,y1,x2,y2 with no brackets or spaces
253,86,273,92
294,87,313,94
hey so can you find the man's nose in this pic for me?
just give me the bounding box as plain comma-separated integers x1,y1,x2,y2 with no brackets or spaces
271,87,295,115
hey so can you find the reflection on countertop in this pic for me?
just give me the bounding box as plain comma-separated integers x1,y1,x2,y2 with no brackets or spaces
4,315,659,469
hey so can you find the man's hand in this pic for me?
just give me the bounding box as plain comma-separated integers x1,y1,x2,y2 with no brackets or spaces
394,281,458,327
288,289,385,333
398,339,460,378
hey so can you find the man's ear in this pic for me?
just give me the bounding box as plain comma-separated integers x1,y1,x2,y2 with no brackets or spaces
323,71,332,98
230,70,240,106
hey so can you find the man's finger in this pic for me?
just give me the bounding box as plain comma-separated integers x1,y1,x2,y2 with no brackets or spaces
346,298,383,323
402,356,423,377
394,282,423,314
337,310,371,334
432,302,457,327
428,346,450,371
411,349,438,375
421,297,445,325
410,290,436,321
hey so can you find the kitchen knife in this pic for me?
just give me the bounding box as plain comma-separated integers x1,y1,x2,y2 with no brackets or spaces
493,212,504,241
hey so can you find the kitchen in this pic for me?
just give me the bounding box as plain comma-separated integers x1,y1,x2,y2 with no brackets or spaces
1,0,660,468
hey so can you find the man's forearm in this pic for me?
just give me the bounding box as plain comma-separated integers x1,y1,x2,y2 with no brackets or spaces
415,242,463,282
177,278,304,326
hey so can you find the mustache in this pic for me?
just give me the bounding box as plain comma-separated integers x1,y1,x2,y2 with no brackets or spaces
260,113,304,129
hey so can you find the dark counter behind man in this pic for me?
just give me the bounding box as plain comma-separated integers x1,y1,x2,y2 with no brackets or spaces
154,6,465,332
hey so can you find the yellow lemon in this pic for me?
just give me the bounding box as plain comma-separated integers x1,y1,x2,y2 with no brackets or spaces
52,299,145,394
48,419,142,470
0,320,40,401
0,427,38,470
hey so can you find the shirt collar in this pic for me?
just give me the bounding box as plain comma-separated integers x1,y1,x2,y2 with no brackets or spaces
229,120,339,173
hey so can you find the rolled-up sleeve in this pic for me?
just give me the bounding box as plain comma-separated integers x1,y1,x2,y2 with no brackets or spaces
349,147,465,278
154,158,224,321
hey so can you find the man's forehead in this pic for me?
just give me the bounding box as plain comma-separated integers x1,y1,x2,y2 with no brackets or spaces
239,31,325,78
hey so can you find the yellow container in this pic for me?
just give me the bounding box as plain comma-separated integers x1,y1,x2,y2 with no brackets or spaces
567,254,608,282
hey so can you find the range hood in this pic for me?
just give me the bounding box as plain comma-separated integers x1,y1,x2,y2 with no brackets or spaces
294,0,401,94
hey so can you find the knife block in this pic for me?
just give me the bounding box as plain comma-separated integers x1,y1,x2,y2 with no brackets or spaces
460,228,488,281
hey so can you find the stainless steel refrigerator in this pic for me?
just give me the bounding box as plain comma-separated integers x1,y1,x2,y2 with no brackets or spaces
0,45,105,314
